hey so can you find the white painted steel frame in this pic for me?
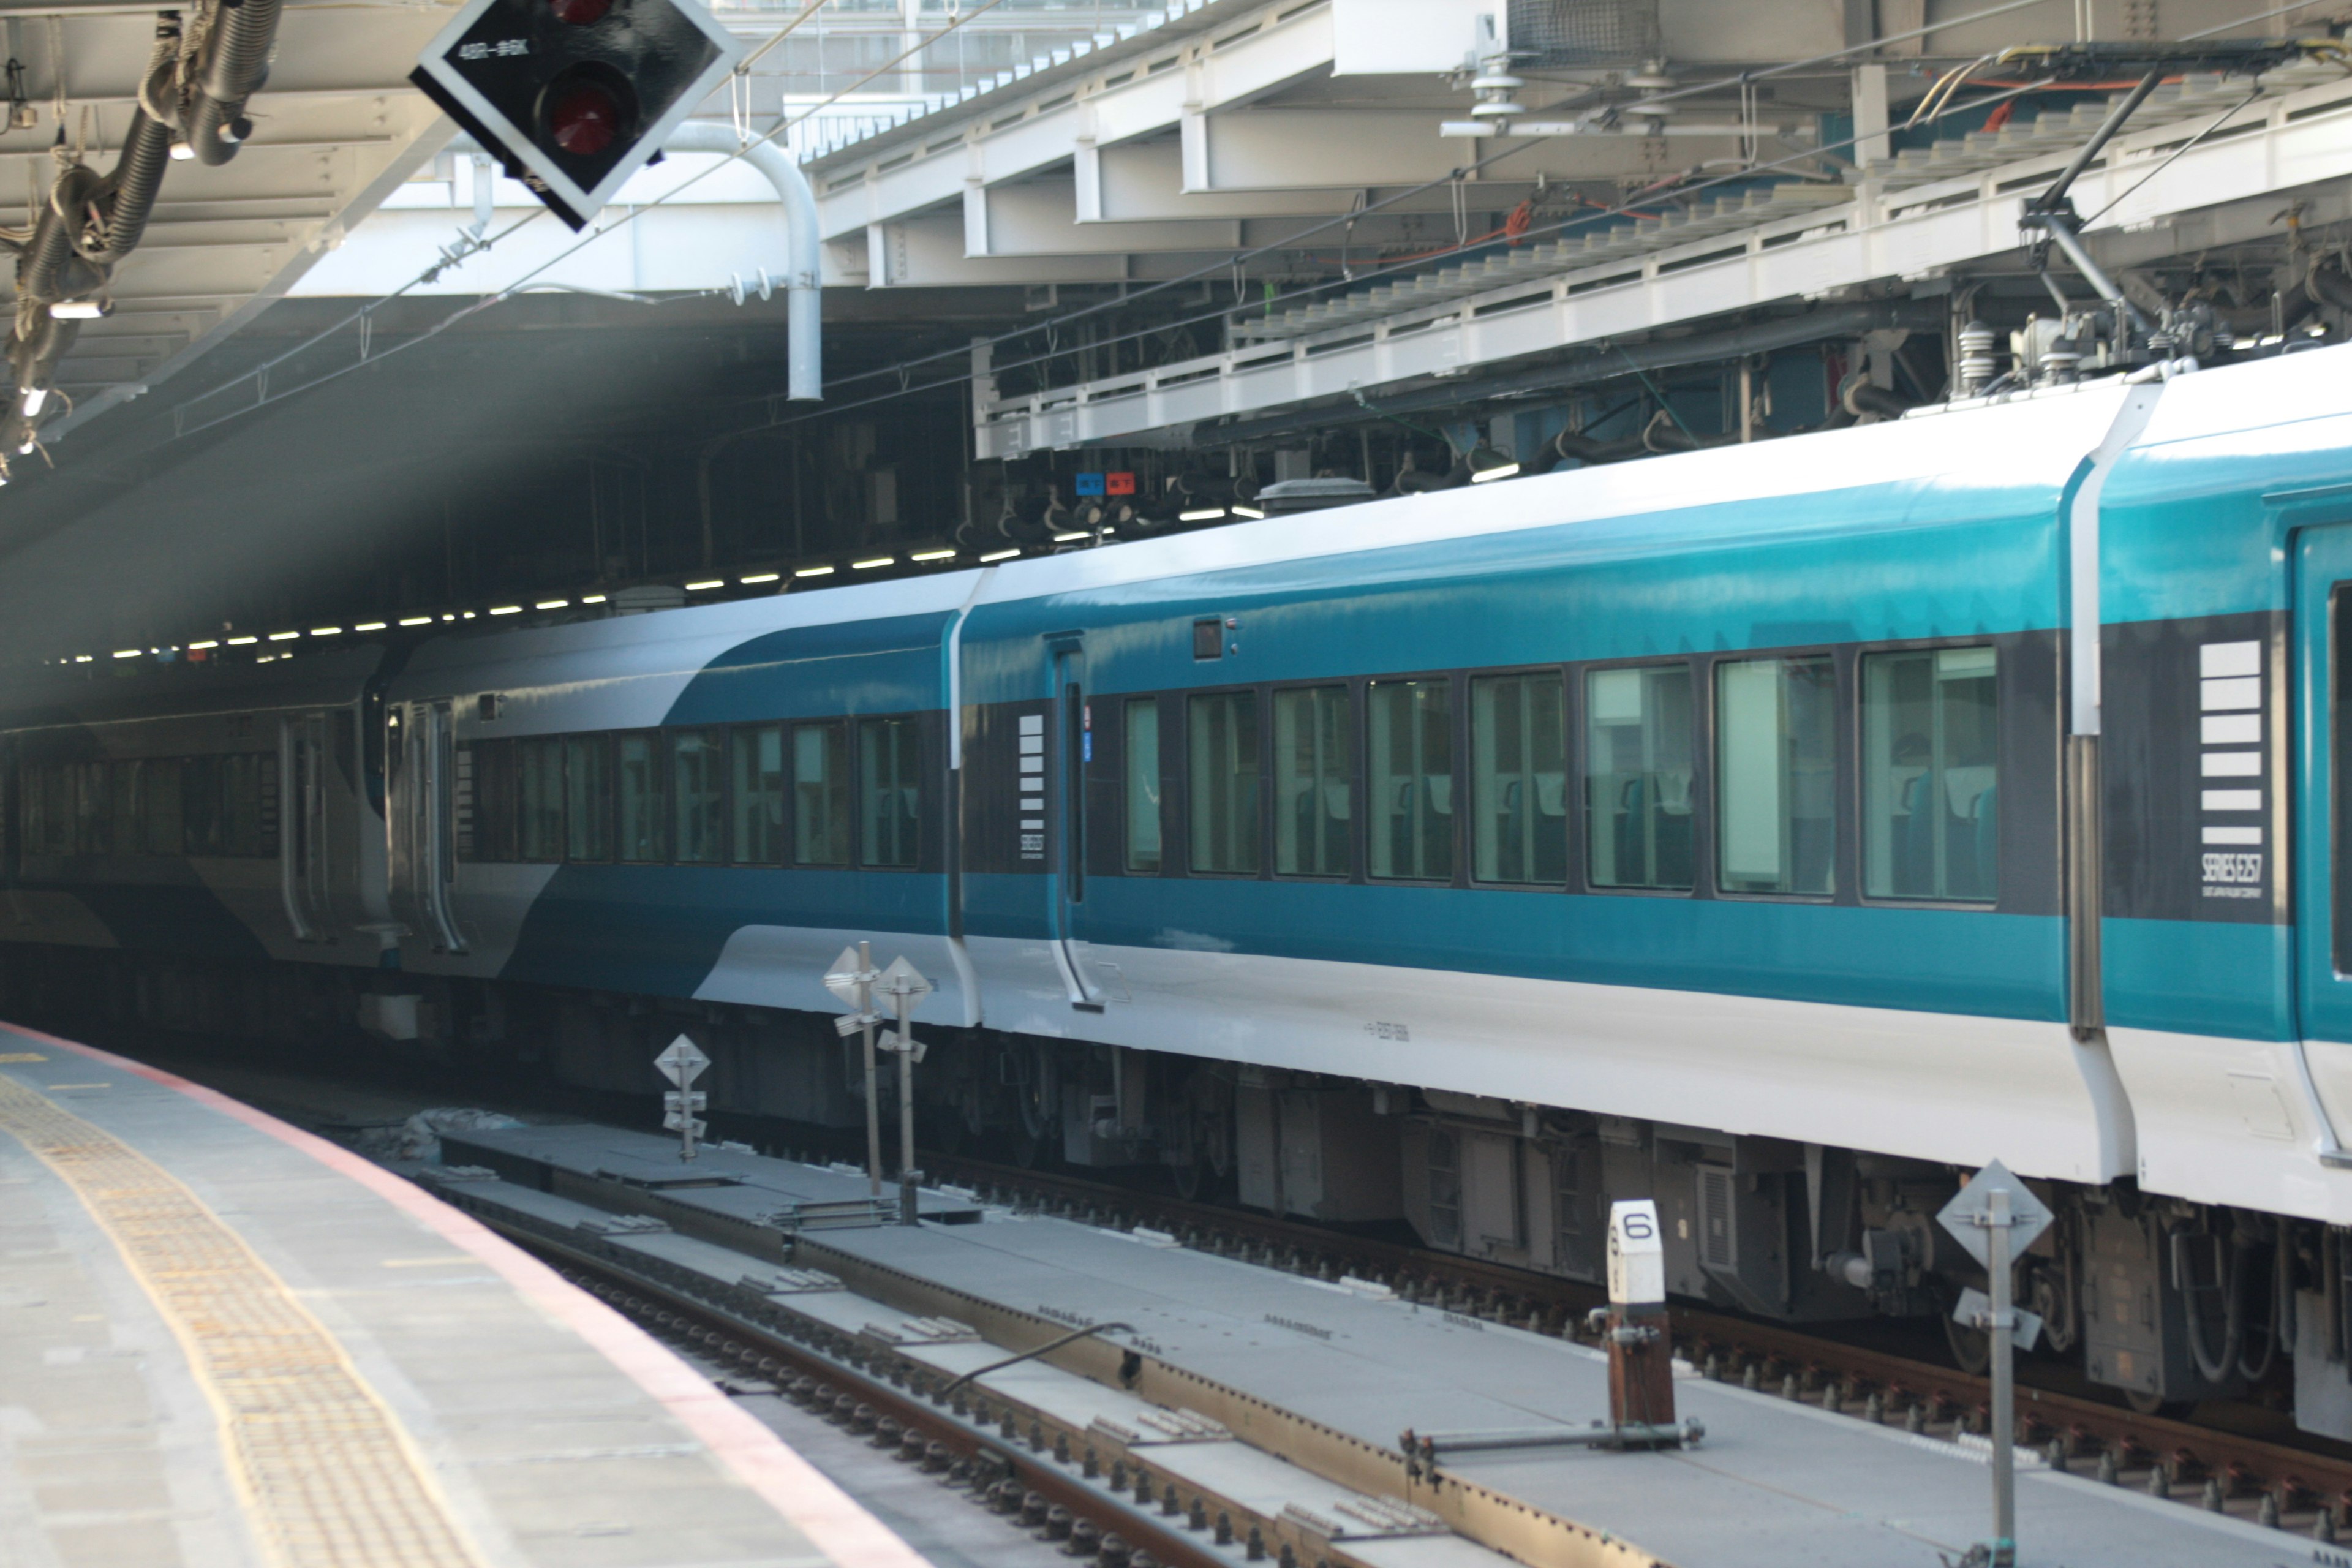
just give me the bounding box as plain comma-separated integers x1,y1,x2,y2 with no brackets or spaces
971,72,2352,458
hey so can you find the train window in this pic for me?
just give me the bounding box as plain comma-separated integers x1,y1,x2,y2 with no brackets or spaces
1472,673,1566,885
23,763,70,856
221,752,277,858
141,758,182,855
1716,655,1836,896
1124,697,1162,873
793,721,851,867
1368,679,1453,881
1188,691,1261,875
470,740,517,861
671,729,726,865
1273,685,1350,877
76,761,110,856
1862,647,1997,903
565,735,612,862
518,738,566,862
1585,665,1694,891
181,757,220,855
617,733,668,863
861,717,921,869
731,725,786,865
108,762,140,856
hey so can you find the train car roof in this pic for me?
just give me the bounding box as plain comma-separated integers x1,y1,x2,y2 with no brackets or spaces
284,344,2352,703
0,644,387,734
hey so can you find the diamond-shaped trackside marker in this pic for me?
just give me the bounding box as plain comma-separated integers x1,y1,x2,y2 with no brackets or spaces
654,1034,709,1087
412,0,742,230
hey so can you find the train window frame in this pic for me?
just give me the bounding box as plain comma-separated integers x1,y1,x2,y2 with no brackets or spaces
1713,650,1839,901
730,723,789,867
1857,642,2000,908
616,729,669,864
1578,658,1699,898
858,713,924,872
1270,682,1354,881
516,736,567,864
1121,695,1164,875
792,718,853,869
1365,673,1459,884
565,733,615,864
1468,666,1570,889
1186,684,1264,879
670,726,729,866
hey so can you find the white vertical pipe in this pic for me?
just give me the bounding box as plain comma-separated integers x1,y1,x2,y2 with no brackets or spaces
665,120,823,401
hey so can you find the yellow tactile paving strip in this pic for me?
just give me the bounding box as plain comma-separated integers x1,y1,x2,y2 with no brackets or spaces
0,1071,488,1568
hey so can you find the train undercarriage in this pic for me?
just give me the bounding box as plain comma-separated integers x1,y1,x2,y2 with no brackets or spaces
10,942,2348,1440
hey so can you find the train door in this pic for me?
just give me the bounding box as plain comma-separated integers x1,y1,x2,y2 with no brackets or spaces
279,714,330,941
386,700,467,954
2291,525,2352,1160
1051,638,1107,1010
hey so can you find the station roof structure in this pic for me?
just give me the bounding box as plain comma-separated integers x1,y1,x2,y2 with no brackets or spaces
7,0,2352,660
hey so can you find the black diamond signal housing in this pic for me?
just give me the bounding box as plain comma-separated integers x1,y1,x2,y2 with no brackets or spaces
412,0,742,230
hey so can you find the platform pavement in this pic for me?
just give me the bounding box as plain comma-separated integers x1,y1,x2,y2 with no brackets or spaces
0,1022,935,1568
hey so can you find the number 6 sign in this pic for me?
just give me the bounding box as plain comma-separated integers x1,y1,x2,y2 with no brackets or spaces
1607,1199,1666,1308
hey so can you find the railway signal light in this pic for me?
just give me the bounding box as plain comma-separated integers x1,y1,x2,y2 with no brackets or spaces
412,0,742,231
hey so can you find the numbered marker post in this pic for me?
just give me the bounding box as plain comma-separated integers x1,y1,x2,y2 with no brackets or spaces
1604,1199,1677,1441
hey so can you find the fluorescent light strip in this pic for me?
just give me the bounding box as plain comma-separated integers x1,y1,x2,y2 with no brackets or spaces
533,599,568,610
73,654,90,662
187,640,219,650
1179,507,1225,522
1469,462,1520,483
739,572,780,584
399,616,432,627
685,579,725,591
1230,505,1265,519
112,649,139,658
310,627,341,636
226,636,257,646
794,565,834,578
267,631,300,641
1053,530,1090,543
979,548,1021,562
488,605,522,616
851,557,894,570
354,622,386,632
581,594,606,604
910,548,956,562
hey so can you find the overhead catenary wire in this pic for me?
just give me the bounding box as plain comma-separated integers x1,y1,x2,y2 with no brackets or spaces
153,0,2072,442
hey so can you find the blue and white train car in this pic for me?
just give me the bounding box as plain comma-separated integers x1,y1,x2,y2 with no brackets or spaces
10,345,2352,1428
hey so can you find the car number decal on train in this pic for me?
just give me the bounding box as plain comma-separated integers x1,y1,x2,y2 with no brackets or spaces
2198,640,2266,902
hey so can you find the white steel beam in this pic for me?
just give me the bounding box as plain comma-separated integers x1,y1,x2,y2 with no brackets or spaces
966,175,1242,256
973,75,2352,458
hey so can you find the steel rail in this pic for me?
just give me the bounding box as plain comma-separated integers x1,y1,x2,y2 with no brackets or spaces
903,1148,2352,1529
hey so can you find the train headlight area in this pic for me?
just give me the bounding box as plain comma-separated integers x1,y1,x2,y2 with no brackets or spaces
26,5,2352,1561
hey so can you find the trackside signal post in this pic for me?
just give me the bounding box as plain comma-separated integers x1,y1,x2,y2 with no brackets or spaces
654,1034,709,1161
826,944,933,1223
1939,1159,2053,1568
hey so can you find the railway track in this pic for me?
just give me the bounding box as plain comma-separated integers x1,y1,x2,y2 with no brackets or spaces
518,1231,1235,1568
78,1033,2352,1541
887,1146,2352,1539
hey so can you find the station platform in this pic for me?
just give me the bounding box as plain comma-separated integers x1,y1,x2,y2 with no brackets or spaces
447,1120,2309,1568
0,1023,931,1568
